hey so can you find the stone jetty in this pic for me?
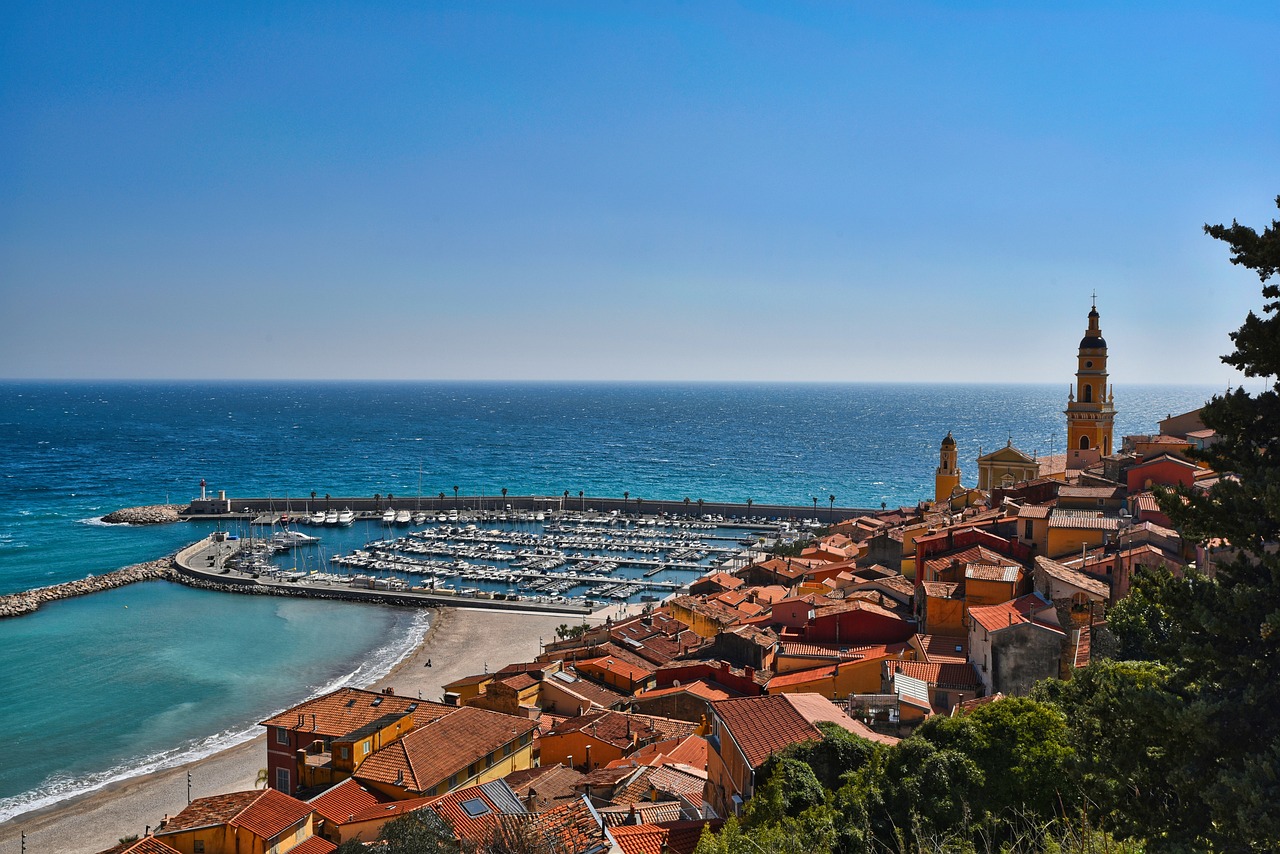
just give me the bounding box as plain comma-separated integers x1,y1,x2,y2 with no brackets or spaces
0,559,175,619
100,504,187,525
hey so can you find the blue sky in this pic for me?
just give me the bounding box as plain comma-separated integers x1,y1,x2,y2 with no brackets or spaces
1,2,1276,382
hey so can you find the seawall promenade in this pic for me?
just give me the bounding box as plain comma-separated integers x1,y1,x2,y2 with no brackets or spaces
0,559,175,619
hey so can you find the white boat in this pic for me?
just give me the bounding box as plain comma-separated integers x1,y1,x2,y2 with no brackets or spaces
337,509,355,526
413,512,427,525
272,529,320,548
395,510,412,525
324,510,340,525
310,511,326,525
382,509,397,525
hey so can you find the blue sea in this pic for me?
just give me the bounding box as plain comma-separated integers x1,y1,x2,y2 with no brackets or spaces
0,380,1216,821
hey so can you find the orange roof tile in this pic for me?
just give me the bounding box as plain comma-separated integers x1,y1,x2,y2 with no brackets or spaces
545,711,695,750
308,778,386,824
504,764,588,809
598,801,685,826
633,680,736,703
495,796,606,854
286,838,337,854
885,660,980,690
260,687,450,739
159,789,313,840
356,706,538,794
968,594,1063,634
95,838,184,854
712,694,887,769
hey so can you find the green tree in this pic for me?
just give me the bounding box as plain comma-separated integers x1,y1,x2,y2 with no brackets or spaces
1109,196,1280,850
377,809,462,853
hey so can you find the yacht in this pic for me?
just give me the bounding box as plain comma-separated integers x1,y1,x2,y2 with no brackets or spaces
395,509,412,525
413,512,428,525
324,509,340,525
382,508,397,525
272,529,320,549
337,509,355,526
309,511,326,525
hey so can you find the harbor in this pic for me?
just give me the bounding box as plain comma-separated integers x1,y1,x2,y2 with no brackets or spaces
181,506,784,613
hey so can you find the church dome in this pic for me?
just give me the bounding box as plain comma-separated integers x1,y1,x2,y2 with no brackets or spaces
941,431,955,446
1079,334,1107,349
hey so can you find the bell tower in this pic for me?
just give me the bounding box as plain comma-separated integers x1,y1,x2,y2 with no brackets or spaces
1065,300,1116,457
935,432,961,502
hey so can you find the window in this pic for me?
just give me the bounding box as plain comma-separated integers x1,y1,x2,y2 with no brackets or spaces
275,728,288,745
276,767,290,792
194,843,205,854
503,742,513,757
362,741,370,756
340,746,349,760
1083,384,1093,403
1080,436,1090,450
1023,520,1033,540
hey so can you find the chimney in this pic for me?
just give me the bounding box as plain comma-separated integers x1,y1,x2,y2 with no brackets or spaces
744,666,755,680
585,743,592,770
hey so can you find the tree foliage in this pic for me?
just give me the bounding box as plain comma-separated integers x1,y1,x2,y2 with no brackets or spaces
1128,196,1280,850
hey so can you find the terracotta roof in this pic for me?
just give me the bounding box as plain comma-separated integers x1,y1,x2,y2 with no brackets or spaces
308,778,386,824
159,789,312,839
504,764,588,809
633,679,736,703
612,764,707,809
344,793,436,824
711,694,888,770
494,796,608,854
885,660,981,690
953,693,1005,715
918,634,969,663
598,801,685,826
286,838,337,854
968,593,1063,635
1048,510,1121,531
443,673,496,690
964,563,1021,583
428,781,526,841
544,711,695,750
260,687,449,738
1034,556,1110,599
920,545,1010,579
765,646,910,690
546,667,631,709
497,672,539,692
1016,504,1053,519
356,706,537,794
1134,492,1161,513
609,820,721,854
608,735,710,771
1059,485,1124,499
921,581,961,599
579,656,655,683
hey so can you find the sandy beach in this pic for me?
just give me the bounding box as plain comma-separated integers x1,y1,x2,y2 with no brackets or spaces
0,603,602,854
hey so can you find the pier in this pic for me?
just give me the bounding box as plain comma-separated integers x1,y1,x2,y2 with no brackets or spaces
173,537,594,615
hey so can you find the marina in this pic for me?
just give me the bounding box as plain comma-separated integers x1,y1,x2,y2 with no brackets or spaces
189,508,784,611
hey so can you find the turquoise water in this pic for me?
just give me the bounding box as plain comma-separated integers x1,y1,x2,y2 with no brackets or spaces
0,381,1218,821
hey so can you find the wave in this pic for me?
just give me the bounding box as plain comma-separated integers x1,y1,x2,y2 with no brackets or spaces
76,517,129,527
0,607,433,824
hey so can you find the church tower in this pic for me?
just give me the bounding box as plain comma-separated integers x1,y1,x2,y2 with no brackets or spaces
1065,301,1116,457
935,431,961,502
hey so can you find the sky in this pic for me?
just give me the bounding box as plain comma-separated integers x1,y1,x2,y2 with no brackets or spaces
1,1,1277,383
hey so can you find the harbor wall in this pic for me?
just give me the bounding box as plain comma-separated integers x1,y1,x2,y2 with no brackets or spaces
0,559,175,619
171,538,592,615
182,495,880,524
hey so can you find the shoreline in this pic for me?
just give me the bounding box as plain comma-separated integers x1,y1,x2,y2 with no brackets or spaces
0,605,582,854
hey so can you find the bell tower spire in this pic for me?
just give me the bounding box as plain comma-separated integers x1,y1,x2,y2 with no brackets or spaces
935,432,961,502
1065,300,1116,458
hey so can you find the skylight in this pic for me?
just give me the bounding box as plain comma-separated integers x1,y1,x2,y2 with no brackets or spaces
460,798,492,818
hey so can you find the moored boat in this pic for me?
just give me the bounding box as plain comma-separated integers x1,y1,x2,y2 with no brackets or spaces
337,509,355,526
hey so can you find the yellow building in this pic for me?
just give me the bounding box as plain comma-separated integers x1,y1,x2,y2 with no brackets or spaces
935,432,962,502
976,441,1040,491
1065,302,1116,461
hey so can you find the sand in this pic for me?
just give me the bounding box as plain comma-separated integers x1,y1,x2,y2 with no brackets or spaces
0,603,607,854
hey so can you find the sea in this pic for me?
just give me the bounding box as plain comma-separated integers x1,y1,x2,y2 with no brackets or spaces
0,380,1217,822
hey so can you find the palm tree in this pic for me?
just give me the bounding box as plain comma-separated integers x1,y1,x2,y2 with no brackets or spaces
697,498,705,518
255,768,269,789
829,494,836,516
438,491,445,509
563,489,570,510
623,491,629,513
746,498,753,518
881,501,887,512
453,485,459,510
310,490,317,504
812,496,819,516
501,487,508,510
683,497,691,516
634,497,642,515
579,490,584,511
374,493,381,510
324,493,331,509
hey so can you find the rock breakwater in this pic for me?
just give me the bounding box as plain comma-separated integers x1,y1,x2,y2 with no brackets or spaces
0,559,175,619
100,504,187,525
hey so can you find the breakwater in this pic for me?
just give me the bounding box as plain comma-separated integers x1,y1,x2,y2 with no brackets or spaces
100,504,186,525
0,559,175,619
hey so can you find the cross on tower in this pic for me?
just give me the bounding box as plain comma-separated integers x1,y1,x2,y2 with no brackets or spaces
1091,289,1097,305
